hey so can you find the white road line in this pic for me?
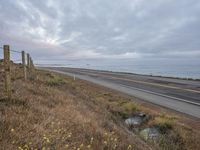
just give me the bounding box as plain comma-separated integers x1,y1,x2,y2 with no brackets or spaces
119,83,200,106
78,71,200,94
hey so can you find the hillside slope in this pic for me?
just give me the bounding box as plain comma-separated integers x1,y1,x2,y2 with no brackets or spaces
0,62,199,150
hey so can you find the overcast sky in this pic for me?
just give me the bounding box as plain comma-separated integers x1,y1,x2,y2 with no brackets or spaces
0,0,200,61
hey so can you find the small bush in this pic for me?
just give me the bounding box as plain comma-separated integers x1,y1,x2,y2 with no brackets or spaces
47,75,66,86
122,102,140,114
152,114,176,134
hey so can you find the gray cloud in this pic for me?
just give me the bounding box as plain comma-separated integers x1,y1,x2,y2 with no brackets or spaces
0,0,200,60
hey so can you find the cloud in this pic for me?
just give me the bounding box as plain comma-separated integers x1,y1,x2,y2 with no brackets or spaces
58,32,82,44
0,0,200,61
65,50,140,59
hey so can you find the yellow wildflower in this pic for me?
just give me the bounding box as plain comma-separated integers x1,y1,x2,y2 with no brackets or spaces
127,145,132,149
65,144,69,149
18,146,23,150
11,128,15,132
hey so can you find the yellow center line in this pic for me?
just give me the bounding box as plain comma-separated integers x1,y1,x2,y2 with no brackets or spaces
79,71,200,94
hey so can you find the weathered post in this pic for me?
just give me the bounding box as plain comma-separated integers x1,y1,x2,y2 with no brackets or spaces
21,51,27,80
31,58,34,69
30,57,36,79
30,57,32,71
31,57,34,69
27,53,30,69
74,75,76,80
31,57,33,69
29,57,34,79
3,45,11,99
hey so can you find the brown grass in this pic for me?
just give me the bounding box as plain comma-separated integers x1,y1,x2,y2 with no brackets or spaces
0,62,151,150
0,61,199,150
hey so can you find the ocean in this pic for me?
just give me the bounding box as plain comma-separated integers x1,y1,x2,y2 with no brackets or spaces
37,58,200,79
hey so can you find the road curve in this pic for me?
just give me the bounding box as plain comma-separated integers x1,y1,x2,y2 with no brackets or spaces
44,67,200,119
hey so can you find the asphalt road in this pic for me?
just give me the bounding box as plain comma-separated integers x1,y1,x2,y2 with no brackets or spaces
44,67,200,119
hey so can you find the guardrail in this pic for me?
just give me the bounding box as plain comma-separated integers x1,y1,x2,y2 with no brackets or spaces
0,45,34,99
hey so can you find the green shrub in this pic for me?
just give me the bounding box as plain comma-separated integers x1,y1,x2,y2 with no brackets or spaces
47,75,66,86
154,115,176,134
122,102,139,114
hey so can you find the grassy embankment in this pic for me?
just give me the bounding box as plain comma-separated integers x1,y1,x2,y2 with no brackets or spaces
0,61,199,150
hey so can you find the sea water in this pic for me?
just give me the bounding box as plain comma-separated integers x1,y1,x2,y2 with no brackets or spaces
37,58,200,79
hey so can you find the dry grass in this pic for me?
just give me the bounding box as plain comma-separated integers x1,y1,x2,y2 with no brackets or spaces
148,114,176,133
0,62,150,150
0,61,199,150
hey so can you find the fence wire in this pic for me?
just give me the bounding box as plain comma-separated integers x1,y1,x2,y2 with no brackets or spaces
10,49,21,54
0,46,21,53
0,46,22,63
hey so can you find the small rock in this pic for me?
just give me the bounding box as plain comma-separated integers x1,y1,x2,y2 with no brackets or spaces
140,127,160,141
125,116,143,126
125,113,149,127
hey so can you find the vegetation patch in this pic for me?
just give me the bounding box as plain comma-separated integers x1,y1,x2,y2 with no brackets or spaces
46,75,66,86
122,102,140,114
158,131,185,150
152,114,176,134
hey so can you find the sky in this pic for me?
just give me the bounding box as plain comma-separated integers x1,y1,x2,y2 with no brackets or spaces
0,0,200,62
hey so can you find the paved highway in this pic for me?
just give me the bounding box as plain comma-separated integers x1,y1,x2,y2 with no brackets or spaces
45,67,200,119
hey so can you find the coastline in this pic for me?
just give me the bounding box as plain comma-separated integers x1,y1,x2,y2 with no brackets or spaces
41,66,200,81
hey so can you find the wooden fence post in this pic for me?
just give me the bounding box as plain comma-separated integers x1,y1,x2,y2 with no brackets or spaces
31,58,34,69
30,57,33,68
27,53,30,69
3,45,11,99
21,51,27,80
30,57,32,71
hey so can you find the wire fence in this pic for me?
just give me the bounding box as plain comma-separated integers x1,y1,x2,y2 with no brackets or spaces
0,46,23,63
1,44,35,99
